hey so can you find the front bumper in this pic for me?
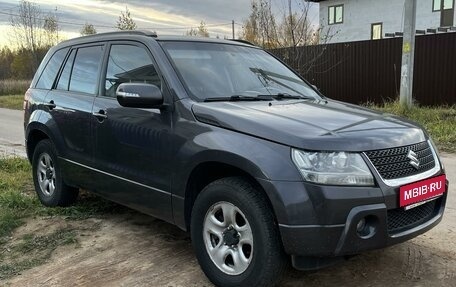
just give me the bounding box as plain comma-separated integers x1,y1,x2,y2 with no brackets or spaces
257,177,448,269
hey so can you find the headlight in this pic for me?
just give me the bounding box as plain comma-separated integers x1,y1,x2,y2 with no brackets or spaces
291,149,374,186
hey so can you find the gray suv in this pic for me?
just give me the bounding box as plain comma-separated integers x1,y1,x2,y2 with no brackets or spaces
24,31,448,287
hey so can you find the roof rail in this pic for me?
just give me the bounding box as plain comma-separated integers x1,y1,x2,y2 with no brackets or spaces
230,39,256,46
80,30,157,39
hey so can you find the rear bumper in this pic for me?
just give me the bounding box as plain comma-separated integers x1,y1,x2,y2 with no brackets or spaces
257,178,448,270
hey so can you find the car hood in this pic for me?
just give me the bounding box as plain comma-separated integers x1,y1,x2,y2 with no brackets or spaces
191,99,426,151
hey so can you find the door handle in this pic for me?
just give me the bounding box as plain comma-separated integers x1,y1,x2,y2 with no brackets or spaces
92,109,108,121
44,100,56,110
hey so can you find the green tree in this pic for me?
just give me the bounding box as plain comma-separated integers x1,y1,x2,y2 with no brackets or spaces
10,48,34,79
186,28,198,37
80,23,97,36
197,21,209,37
0,47,14,79
186,21,210,37
116,6,137,30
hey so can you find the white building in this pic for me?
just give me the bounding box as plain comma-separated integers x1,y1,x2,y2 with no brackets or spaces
312,0,456,43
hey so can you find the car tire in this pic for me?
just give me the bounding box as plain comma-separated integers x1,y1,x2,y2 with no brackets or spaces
191,177,287,287
32,139,79,207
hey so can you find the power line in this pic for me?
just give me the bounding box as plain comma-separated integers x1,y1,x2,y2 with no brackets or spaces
146,22,233,30
0,11,234,31
0,11,114,28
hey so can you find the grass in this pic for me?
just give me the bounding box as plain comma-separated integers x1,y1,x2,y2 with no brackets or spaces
0,78,29,110
367,101,456,153
0,79,30,96
0,95,23,110
0,158,34,238
0,157,124,280
0,229,77,280
0,158,123,237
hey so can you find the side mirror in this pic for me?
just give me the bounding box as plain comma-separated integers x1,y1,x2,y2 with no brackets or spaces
116,83,163,108
311,84,319,91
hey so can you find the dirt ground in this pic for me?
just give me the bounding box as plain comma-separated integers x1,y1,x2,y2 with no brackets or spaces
2,153,456,287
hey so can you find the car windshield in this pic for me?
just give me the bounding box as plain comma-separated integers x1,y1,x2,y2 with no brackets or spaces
160,41,321,101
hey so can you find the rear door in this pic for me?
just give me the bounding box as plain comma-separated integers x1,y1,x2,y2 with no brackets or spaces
90,41,173,221
29,47,69,131
45,44,105,187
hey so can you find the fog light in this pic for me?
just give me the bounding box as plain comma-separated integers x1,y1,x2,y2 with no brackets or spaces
356,215,378,239
356,218,366,232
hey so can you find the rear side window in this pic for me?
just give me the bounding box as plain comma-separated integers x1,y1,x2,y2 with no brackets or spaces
104,44,161,98
36,48,69,89
69,46,104,95
56,49,76,91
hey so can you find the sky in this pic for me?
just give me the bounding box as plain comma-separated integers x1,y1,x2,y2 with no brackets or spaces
0,0,319,47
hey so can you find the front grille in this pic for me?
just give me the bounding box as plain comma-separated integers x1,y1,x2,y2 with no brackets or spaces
387,199,438,234
365,141,435,180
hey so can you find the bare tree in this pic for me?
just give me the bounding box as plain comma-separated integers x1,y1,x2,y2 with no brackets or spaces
274,0,319,73
80,22,97,36
9,0,43,69
43,9,60,47
116,6,137,30
9,1,60,71
277,0,313,47
241,2,259,44
242,0,280,48
241,0,336,75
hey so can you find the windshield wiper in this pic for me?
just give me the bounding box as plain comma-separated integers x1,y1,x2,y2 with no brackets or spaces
261,93,313,100
250,68,306,86
204,95,273,102
250,68,310,97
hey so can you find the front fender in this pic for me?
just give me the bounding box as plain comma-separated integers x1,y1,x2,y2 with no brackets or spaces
171,125,303,230
173,129,301,197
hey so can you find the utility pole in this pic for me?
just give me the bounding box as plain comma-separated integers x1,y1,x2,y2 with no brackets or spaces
399,0,417,108
232,20,235,39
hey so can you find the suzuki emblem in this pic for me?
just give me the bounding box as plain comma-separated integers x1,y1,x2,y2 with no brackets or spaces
407,150,420,170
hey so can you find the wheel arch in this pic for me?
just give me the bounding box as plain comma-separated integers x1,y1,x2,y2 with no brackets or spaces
181,160,278,232
25,122,62,162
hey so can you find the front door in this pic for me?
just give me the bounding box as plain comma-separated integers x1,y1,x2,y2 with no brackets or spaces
91,42,173,221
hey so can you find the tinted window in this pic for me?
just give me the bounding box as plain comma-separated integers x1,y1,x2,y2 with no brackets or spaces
105,44,160,98
69,46,104,94
36,48,69,89
56,49,75,90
